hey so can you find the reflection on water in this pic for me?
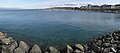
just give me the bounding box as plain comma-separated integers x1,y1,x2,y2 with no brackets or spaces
0,10,120,47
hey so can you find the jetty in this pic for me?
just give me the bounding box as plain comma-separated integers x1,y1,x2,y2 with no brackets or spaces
0,30,120,53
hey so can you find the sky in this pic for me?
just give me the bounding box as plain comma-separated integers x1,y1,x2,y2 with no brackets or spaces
0,0,120,9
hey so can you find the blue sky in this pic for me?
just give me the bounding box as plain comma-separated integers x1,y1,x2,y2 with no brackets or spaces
0,0,120,9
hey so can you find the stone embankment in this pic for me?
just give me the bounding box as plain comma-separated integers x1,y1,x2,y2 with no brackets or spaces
0,30,120,53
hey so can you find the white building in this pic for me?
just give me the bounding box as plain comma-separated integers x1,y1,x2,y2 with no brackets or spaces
115,4,120,9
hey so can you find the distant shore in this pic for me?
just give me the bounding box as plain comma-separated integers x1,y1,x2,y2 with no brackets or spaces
0,8,120,14
44,7,120,13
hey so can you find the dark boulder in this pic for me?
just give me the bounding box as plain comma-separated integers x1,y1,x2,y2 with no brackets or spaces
73,49,84,53
47,46,60,53
65,45,73,53
14,41,30,53
102,43,111,48
74,44,84,52
8,41,18,53
91,43,102,53
30,44,41,53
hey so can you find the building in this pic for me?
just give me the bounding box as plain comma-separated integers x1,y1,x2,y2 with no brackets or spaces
101,5,112,9
115,4,120,9
80,4,101,10
111,5,116,9
80,6,88,10
80,4,120,12
88,5,101,10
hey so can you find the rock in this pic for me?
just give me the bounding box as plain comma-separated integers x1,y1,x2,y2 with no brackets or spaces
0,33,16,53
103,48,111,53
0,32,6,36
82,45,88,52
14,41,30,53
117,44,120,49
102,43,111,48
47,46,60,53
110,38,115,44
102,39,106,43
111,47,116,53
111,44,117,48
103,47,116,53
74,49,84,53
0,47,2,53
113,31,120,36
105,37,112,40
86,50,95,53
74,44,84,52
91,43,102,53
114,41,120,44
9,41,18,53
90,50,95,53
113,36,119,40
0,35,6,39
0,37,12,45
105,38,112,43
30,44,41,53
45,52,49,53
95,40,102,46
1,45,9,53
108,52,114,53
0,32,12,45
66,45,73,53
117,49,120,53
106,33,113,38
0,31,119,53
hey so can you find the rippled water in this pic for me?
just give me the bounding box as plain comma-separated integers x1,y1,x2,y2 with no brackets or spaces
0,10,120,47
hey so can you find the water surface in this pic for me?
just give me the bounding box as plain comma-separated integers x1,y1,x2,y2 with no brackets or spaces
0,10,120,47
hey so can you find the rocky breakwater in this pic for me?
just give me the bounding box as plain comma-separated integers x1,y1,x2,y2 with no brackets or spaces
0,32,41,53
89,30,120,53
0,30,120,53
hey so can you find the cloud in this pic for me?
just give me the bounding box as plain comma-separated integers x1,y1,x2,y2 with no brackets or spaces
15,0,76,9
0,0,120,9
20,0,85,9
0,0,69,8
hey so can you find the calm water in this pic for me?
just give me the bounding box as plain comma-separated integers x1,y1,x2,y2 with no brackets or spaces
0,10,120,47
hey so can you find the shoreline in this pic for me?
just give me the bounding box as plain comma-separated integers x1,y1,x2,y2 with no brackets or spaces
0,30,120,53
1,9,120,14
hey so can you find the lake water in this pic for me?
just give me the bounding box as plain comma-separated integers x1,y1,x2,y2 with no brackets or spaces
0,10,120,47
